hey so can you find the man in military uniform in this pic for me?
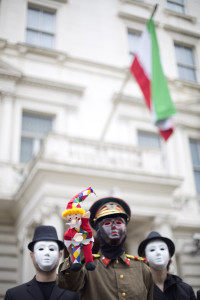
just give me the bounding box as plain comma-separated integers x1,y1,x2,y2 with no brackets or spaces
57,197,153,300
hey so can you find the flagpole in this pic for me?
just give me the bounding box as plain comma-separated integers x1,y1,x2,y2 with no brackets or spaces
151,3,158,19
99,70,131,142
99,3,158,142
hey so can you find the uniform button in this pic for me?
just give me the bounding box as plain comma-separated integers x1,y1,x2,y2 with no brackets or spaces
122,292,126,297
116,260,119,264
120,274,124,279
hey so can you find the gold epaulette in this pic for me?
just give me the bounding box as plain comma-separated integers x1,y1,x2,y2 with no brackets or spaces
126,254,146,262
93,254,101,258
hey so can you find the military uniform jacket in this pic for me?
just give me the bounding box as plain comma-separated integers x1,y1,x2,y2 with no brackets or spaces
57,253,153,300
4,277,79,300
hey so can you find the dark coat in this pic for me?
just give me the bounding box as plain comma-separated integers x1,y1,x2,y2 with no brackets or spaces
154,274,197,300
197,290,200,300
4,277,79,300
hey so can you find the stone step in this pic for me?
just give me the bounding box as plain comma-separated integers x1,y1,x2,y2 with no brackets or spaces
0,233,17,244
0,270,17,282
0,244,18,256
0,256,18,269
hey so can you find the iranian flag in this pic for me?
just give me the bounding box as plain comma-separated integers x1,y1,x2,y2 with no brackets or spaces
130,17,176,141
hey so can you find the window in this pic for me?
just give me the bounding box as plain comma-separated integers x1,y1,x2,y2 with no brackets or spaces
26,6,55,49
189,140,200,195
175,44,196,82
20,113,53,163
138,131,161,148
128,31,141,62
167,0,185,14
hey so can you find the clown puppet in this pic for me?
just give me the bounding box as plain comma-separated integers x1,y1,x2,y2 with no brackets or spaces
62,187,96,271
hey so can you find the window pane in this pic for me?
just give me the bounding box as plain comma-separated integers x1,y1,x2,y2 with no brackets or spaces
178,66,196,82
27,8,40,30
167,3,184,13
175,45,195,66
128,32,140,54
167,0,184,13
175,45,185,64
20,137,33,163
194,171,200,195
42,11,55,32
41,32,54,49
190,140,200,165
173,0,184,4
26,29,40,46
189,140,200,195
26,7,55,49
22,113,52,135
138,132,161,148
175,45,196,82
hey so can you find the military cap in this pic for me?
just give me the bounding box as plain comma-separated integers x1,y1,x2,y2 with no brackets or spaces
89,197,131,229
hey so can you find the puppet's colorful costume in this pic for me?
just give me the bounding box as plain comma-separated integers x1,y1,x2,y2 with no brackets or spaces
62,187,96,271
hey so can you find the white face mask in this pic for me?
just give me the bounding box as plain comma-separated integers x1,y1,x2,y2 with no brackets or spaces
34,241,59,272
145,240,170,270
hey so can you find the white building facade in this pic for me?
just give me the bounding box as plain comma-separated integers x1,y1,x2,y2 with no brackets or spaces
0,0,200,298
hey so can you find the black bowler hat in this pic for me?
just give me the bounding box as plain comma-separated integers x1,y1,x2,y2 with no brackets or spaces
89,197,131,230
138,231,175,257
28,225,64,251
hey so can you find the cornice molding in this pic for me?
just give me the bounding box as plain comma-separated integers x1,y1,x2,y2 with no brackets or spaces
164,8,197,24
163,24,200,38
0,41,126,76
0,57,22,79
21,75,85,95
52,0,67,3
114,93,143,105
171,79,200,92
120,0,153,11
0,73,85,96
118,11,148,25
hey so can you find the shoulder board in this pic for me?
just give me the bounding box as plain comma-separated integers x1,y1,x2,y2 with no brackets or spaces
93,254,101,258
126,254,146,262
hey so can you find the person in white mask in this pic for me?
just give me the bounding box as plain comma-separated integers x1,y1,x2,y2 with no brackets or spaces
4,225,79,300
138,231,197,300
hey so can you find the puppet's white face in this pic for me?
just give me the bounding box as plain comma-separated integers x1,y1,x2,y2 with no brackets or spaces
34,241,59,271
145,240,169,270
66,213,82,225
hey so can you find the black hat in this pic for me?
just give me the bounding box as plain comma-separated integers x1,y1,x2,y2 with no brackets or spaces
89,197,131,230
137,231,175,257
28,225,64,251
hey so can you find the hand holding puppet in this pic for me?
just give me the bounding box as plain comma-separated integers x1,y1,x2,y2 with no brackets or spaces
62,187,96,271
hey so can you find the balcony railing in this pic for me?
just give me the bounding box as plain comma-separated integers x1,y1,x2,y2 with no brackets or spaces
0,133,167,199
40,133,165,173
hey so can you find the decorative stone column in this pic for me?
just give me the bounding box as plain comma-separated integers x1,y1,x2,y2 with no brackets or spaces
40,199,65,242
18,225,36,284
0,92,14,161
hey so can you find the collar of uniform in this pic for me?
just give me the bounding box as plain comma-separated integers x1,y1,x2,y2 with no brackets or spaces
100,253,130,267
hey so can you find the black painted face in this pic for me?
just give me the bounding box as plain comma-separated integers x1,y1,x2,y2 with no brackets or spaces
98,217,126,246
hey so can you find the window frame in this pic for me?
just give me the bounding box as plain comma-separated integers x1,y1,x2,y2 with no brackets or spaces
189,139,200,195
167,0,185,14
174,43,197,82
127,30,141,62
20,112,53,163
137,131,161,149
26,4,56,49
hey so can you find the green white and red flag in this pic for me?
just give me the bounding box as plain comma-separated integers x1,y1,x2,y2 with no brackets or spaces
130,17,176,141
